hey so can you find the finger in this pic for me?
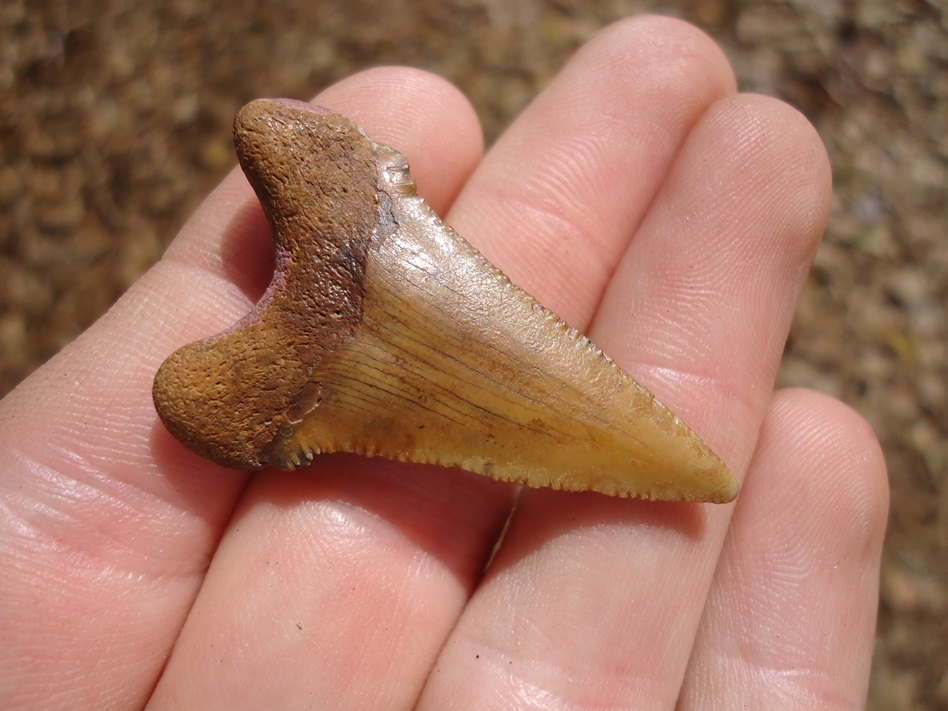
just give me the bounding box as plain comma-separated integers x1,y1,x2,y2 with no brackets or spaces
146,459,511,711
448,14,736,328
419,91,831,709
0,67,481,710
679,389,888,708
149,16,738,708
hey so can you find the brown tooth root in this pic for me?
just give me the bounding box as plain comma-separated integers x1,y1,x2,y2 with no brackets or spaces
152,98,739,504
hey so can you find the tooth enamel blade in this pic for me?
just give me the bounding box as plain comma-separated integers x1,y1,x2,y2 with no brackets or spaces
153,99,738,504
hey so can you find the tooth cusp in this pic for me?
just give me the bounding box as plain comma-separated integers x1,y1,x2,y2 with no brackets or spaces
152,99,739,504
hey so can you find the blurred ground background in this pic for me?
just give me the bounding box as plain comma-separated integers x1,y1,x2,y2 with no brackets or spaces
1,0,945,708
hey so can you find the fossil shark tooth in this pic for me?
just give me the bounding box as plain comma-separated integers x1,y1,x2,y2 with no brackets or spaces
152,98,738,503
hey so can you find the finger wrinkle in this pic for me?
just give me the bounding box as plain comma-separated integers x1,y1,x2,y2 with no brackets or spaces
576,15,736,103
2,444,210,578
147,258,259,344
431,636,653,711
470,182,614,327
767,390,889,554
699,95,831,256
626,360,760,472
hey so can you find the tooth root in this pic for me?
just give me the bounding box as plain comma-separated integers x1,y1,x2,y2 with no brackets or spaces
153,99,738,504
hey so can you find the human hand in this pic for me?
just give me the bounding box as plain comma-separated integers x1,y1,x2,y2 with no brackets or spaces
0,16,887,710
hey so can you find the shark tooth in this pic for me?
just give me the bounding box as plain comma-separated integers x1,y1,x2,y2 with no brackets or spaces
152,98,738,503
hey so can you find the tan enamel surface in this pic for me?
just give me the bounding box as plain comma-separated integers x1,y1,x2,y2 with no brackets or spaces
267,146,737,502
154,99,738,503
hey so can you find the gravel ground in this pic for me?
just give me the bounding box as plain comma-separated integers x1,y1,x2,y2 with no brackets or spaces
2,1,946,708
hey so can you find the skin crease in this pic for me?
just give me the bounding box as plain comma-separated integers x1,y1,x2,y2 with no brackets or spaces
0,15,887,711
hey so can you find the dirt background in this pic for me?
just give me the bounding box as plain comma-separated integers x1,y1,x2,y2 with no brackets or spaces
2,1,945,707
